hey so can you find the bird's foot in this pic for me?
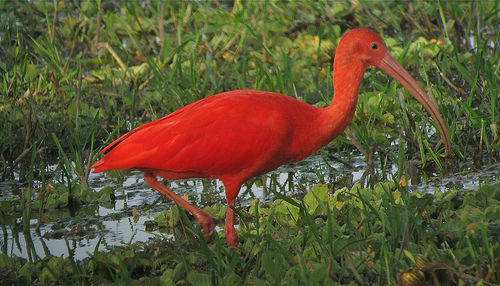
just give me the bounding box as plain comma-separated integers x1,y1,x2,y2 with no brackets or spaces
197,214,216,243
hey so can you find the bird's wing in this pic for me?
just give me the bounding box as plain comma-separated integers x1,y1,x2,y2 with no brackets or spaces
92,91,310,178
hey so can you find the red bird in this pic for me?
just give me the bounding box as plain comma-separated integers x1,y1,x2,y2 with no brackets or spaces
92,28,452,247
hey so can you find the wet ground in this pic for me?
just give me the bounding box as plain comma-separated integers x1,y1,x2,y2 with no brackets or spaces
1,152,499,261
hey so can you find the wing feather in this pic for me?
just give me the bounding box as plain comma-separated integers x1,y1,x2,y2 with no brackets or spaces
92,90,315,178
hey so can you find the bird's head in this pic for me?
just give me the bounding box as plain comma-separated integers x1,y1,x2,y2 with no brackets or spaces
336,28,452,155
338,28,389,66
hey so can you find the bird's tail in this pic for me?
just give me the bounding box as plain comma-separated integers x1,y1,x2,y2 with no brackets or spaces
90,159,106,173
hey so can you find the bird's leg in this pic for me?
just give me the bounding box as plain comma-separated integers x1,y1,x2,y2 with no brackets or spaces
225,200,237,247
223,181,242,247
143,173,215,242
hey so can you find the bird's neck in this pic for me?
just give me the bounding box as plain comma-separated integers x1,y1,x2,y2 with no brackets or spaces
285,55,368,163
318,56,367,143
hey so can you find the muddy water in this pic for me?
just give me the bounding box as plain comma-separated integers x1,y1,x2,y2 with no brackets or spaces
1,153,499,261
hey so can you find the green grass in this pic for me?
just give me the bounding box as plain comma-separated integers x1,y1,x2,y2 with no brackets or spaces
1,182,500,284
0,0,499,285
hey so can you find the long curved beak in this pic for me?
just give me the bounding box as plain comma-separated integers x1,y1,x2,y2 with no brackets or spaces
378,53,452,155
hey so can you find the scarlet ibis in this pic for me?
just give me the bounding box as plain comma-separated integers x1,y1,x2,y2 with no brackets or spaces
92,28,452,247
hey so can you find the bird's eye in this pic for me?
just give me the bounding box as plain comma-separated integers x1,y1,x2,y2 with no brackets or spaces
370,43,378,50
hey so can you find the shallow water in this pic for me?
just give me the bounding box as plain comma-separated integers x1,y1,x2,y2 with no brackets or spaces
1,153,498,261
